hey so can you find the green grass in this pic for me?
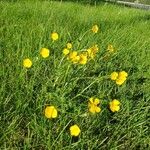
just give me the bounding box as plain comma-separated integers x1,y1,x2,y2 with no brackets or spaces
1,0,150,149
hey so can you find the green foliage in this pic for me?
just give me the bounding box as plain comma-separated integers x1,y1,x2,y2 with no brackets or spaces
0,0,150,149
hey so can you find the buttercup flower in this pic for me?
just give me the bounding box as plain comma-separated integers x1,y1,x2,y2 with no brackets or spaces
44,106,58,119
92,25,99,33
69,51,80,64
67,43,72,49
63,48,70,55
116,71,128,85
40,48,50,58
107,44,114,52
23,58,32,68
87,44,99,59
111,71,128,85
109,99,121,112
70,124,81,136
79,53,88,65
88,97,101,114
51,32,59,41
111,72,118,80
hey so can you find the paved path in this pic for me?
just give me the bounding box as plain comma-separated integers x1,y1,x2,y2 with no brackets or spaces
106,0,150,10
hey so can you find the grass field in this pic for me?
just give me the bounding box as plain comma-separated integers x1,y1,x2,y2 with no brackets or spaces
1,0,150,149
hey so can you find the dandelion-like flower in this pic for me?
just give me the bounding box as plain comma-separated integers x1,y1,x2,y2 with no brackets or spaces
107,44,114,52
116,71,128,85
92,25,99,33
111,71,128,85
109,99,121,112
69,51,80,64
79,53,88,65
110,72,118,80
40,48,50,58
70,124,81,136
63,48,70,56
44,106,58,119
88,97,101,114
51,32,59,41
67,43,72,49
23,58,32,68
87,44,99,59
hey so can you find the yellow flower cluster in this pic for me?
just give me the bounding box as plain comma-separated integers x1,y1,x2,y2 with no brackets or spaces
111,71,128,85
63,44,99,65
44,105,81,137
68,51,88,65
43,97,121,137
22,25,129,138
23,32,59,68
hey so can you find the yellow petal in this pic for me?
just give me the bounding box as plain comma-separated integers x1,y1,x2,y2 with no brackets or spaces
116,78,126,85
93,98,100,105
119,71,128,78
89,105,96,114
112,99,120,105
95,106,101,113
89,97,94,103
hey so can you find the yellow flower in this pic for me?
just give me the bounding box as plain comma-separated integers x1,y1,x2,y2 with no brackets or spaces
63,48,70,55
87,44,99,59
44,106,58,119
72,56,80,64
40,48,50,58
107,44,114,52
70,125,81,136
110,72,118,80
109,99,120,112
92,25,99,33
69,51,77,59
69,51,80,64
116,71,128,85
51,32,59,41
23,58,32,68
79,53,88,65
88,97,101,114
67,43,72,49
111,71,128,85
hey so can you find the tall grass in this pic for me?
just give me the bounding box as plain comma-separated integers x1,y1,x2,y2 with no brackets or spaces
1,0,150,149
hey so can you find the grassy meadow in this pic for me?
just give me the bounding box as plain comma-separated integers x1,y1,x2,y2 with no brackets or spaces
0,0,150,149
